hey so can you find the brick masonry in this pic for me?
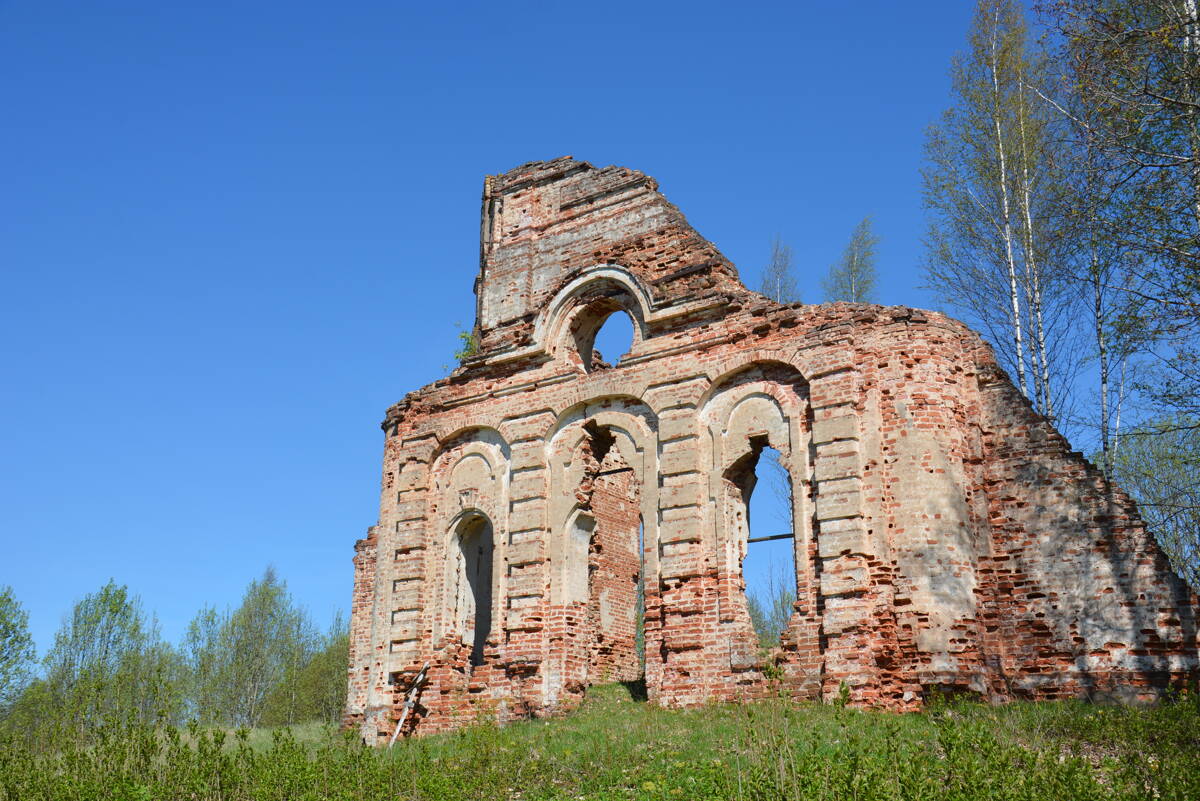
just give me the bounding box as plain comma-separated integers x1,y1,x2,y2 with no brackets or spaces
344,157,1200,740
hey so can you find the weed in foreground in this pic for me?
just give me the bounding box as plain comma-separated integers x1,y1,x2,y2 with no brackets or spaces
1,684,1197,800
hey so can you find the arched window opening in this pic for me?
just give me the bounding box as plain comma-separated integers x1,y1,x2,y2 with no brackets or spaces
588,309,635,371
452,514,494,666
730,443,797,649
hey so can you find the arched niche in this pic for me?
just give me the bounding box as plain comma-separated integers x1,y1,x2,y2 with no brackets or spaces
432,425,512,467
564,510,596,605
427,427,510,657
429,426,510,517
446,510,495,666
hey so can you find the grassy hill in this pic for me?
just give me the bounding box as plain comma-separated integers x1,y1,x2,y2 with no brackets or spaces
2,683,1198,800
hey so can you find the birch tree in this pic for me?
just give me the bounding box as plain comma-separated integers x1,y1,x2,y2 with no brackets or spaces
759,236,801,303
1014,53,1057,419
823,218,879,303
1042,0,1200,427
757,237,802,530
1112,417,1200,589
923,0,1076,416
284,611,349,725
0,587,34,713
1043,84,1148,474
40,581,183,726
182,567,316,728
181,605,224,725
747,561,796,649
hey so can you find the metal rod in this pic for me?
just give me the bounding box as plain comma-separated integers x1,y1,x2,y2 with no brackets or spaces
595,467,633,476
746,533,794,544
388,661,429,747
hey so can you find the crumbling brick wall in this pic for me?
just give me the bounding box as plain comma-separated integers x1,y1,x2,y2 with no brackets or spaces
345,157,1200,740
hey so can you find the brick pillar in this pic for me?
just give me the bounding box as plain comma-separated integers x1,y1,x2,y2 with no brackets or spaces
810,409,878,702
345,528,378,735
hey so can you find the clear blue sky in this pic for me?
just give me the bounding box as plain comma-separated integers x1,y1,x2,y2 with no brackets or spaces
1,1,978,653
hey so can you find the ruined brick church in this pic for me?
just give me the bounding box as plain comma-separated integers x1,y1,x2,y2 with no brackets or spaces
345,157,1199,740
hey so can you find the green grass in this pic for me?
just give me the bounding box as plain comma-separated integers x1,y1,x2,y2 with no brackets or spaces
2,684,1198,800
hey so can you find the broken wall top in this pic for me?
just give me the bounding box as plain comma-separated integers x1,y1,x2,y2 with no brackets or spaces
474,157,751,355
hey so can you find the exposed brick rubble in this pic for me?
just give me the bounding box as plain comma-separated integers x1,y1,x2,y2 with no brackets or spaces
344,157,1200,740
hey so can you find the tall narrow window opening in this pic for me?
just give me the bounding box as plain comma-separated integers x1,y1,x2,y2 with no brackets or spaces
453,515,494,666
731,444,797,648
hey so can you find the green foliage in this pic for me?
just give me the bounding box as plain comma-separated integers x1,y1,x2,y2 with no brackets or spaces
746,594,770,648
1,685,1198,800
260,611,349,726
181,606,225,726
0,587,34,713
0,573,348,741
1113,416,1200,589
22,581,185,731
823,217,879,303
747,570,795,650
923,0,1075,422
182,567,320,728
1044,1,1200,385
453,323,480,364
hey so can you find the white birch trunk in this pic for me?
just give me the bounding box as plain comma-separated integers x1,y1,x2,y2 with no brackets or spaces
1022,264,1045,413
1091,240,1111,474
989,13,1028,397
1016,68,1052,418
1113,354,1128,464
849,248,859,301
1182,0,1200,231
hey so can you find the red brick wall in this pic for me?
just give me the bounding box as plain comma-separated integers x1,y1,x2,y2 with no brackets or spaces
345,158,1200,740
585,447,642,683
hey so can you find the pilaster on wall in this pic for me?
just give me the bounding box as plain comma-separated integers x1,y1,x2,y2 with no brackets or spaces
657,403,706,672
387,458,430,673
362,437,435,738
657,429,711,705
641,375,708,702
497,413,553,710
808,366,876,702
